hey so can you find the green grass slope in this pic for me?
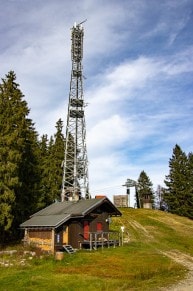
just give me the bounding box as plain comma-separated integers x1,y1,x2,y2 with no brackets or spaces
0,209,193,291
113,208,193,255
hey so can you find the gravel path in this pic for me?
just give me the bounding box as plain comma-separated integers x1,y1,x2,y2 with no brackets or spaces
161,250,193,291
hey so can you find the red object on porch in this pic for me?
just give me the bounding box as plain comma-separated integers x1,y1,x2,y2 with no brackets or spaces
83,221,89,240
97,222,103,232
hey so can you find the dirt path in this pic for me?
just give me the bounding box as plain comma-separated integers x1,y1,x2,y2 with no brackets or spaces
122,217,193,290
160,250,193,291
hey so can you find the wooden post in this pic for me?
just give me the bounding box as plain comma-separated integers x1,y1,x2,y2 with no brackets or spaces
119,232,121,246
24,229,28,245
95,233,97,249
107,232,110,248
90,233,92,251
51,228,55,253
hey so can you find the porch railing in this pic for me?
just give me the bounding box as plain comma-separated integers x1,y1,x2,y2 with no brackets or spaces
80,231,121,250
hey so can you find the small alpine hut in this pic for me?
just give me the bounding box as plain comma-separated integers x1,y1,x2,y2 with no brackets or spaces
20,197,122,253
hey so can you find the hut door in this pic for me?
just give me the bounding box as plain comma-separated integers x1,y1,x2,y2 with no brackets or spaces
97,222,103,232
63,226,68,245
83,221,89,240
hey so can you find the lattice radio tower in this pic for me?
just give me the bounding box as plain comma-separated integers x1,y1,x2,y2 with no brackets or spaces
61,21,90,202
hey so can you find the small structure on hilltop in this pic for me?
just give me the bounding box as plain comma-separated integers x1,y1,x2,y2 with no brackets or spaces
141,194,152,209
20,197,121,252
121,178,153,209
113,195,128,208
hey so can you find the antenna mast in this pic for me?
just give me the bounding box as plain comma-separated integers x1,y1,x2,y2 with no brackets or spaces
61,21,90,201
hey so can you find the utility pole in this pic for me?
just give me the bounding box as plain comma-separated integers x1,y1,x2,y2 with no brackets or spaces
123,178,141,208
61,21,90,202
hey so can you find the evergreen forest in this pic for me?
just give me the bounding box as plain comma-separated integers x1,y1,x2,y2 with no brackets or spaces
0,71,193,244
0,72,65,243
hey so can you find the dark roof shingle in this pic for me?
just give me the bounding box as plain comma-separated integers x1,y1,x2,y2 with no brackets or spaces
20,197,121,228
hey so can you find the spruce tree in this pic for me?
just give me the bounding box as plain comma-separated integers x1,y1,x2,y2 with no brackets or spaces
137,170,154,208
40,135,55,206
39,120,65,206
0,71,39,241
50,119,65,202
38,134,49,208
186,152,193,218
164,144,192,218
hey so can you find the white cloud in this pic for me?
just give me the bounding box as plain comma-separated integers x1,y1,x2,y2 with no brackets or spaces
87,114,132,154
0,0,193,203
162,47,193,75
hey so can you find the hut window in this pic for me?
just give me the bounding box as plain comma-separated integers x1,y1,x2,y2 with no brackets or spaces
56,234,60,243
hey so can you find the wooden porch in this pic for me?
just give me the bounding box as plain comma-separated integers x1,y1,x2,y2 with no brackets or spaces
79,231,121,250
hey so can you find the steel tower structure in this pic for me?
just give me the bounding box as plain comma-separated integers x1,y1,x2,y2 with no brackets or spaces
61,21,90,202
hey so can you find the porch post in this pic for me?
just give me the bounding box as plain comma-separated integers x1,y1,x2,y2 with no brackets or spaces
24,228,29,246
107,232,110,248
90,233,92,251
51,228,55,253
95,233,97,249
24,228,28,240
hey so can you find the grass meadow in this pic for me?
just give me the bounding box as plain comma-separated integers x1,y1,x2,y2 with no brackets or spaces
1,208,193,290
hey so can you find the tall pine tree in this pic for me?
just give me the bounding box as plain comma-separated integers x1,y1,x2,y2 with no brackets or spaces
187,152,193,218
49,119,65,203
164,144,192,218
0,71,40,242
38,134,49,208
39,119,65,206
137,170,154,208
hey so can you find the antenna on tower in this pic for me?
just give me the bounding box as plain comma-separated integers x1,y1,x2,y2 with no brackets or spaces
79,19,87,25
61,22,90,202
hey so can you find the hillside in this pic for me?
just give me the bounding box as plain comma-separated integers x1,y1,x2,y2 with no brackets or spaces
112,208,193,290
0,208,193,290
113,208,193,254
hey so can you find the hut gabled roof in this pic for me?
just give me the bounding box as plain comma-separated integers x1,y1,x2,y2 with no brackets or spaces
20,197,121,228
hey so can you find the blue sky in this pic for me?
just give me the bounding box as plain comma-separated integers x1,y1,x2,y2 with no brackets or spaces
1,0,193,204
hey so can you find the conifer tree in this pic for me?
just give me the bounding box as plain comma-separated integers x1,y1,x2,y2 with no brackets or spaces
38,134,49,208
39,120,65,206
0,71,39,241
187,152,193,218
40,135,55,206
50,119,65,202
137,170,154,208
164,144,192,218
